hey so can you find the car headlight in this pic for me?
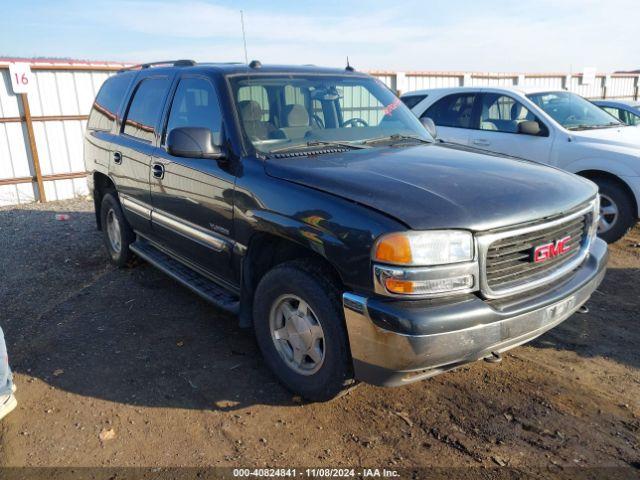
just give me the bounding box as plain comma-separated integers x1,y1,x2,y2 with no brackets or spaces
373,230,473,266
373,230,477,297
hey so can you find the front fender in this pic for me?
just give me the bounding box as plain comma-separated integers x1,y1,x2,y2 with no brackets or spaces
565,156,640,178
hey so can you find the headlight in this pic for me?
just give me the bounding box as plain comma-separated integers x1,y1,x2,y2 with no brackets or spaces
372,230,477,297
373,230,473,266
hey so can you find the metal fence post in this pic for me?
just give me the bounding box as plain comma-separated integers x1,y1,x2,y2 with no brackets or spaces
19,93,46,202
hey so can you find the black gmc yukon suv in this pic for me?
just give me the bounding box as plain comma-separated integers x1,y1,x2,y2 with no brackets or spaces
84,60,608,401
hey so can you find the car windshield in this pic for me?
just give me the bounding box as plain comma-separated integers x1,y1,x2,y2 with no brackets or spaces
227,74,432,154
527,91,623,130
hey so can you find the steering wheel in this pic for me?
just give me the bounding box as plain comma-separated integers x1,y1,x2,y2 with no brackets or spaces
343,117,369,128
312,114,325,129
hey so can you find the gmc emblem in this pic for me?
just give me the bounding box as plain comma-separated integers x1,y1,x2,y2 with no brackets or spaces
532,236,572,263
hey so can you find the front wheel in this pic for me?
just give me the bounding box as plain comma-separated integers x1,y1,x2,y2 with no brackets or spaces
253,260,355,401
594,178,636,243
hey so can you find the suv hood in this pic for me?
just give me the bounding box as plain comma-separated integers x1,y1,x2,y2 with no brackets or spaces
571,125,640,149
265,144,597,232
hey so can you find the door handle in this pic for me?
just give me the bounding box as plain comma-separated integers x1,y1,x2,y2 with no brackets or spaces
472,139,491,146
152,163,165,179
113,151,122,164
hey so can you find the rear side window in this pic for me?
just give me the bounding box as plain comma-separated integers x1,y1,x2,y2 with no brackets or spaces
87,74,133,131
166,77,223,145
123,77,171,142
424,93,477,129
401,94,427,110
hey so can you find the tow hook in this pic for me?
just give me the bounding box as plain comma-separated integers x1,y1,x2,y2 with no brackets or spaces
484,352,502,364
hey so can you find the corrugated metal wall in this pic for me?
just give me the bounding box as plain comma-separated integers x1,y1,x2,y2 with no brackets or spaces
0,62,124,206
1,62,639,207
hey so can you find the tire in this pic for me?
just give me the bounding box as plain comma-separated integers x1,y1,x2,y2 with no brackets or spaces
253,259,355,401
100,192,135,267
593,177,636,243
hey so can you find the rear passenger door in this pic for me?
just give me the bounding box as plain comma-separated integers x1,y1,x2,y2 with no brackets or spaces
109,74,173,234
468,93,553,163
150,75,237,286
421,93,479,146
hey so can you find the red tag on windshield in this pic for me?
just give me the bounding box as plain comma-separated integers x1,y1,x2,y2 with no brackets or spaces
383,98,401,116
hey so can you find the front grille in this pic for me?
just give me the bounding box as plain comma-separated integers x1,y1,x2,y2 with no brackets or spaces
483,209,591,294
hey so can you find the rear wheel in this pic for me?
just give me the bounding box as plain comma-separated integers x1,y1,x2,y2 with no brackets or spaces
253,260,355,401
593,178,635,243
100,192,135,267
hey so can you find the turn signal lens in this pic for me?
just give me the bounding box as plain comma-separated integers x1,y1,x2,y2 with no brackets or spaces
384,275,474,295
375,233,413,264
374,230,473,266
384,278,415,294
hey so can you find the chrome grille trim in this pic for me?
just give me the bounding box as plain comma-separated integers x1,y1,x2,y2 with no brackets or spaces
478,201,597,299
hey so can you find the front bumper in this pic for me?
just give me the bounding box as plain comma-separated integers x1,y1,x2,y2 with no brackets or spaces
343,237,608,387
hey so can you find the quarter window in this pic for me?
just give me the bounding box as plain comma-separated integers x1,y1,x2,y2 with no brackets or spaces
123,77,171,142
480,94,536,133
87,73,134,131
166,77,223,145
424,94,477,129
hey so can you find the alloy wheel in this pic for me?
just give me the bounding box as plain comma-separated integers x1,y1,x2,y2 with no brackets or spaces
105,209,122,253
598,193,619,234
269,294,325,375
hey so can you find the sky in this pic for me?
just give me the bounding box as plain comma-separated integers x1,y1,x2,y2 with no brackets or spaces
1,0,638,73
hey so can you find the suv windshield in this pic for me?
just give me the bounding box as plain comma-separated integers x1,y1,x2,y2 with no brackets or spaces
228,74,432,154
527,91,623,130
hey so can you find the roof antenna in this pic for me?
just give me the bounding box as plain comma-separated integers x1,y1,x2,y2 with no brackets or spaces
240,10,249,65
345,56,354,72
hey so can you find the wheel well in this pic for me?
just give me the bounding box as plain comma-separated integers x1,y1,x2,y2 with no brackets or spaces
238,232,345,326
92,172,116,230
577,170,638,217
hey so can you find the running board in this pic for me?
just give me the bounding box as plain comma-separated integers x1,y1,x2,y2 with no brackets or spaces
130,239,239,314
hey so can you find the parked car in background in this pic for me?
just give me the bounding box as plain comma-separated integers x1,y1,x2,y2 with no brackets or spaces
402,87,640,242
592,99,640,127
84,60,607,400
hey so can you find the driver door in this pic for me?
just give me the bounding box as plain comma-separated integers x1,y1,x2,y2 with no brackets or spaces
468,93,553,164
150,75,237,286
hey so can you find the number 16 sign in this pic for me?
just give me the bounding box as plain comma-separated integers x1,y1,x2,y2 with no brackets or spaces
9,63,34,95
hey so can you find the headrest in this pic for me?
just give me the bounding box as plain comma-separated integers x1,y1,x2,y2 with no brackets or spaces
285,104,309,127
511,102,525,120
239,100,263,122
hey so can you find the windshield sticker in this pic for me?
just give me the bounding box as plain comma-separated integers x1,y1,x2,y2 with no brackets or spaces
383,98,401,116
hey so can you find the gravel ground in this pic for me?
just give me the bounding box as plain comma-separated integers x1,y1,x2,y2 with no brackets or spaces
0,198,638,477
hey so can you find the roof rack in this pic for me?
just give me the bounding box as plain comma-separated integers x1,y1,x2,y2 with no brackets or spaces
118,59,196,73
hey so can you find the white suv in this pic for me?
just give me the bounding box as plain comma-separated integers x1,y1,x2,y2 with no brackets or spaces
403,87,640,242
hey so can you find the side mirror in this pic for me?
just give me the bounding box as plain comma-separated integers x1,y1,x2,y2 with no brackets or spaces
420,117,438,139
167,127,226,159
518,120,542,136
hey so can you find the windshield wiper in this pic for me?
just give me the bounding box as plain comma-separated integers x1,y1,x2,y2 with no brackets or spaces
268,140,368,155
360,134,432,146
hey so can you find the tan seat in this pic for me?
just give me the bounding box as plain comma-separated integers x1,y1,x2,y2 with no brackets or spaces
239,100,278,140
279,104,312,140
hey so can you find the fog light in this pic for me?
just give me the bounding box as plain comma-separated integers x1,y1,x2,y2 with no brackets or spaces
384,274,474,295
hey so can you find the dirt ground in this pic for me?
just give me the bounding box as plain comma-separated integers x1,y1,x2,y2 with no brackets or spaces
0,198,638,477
